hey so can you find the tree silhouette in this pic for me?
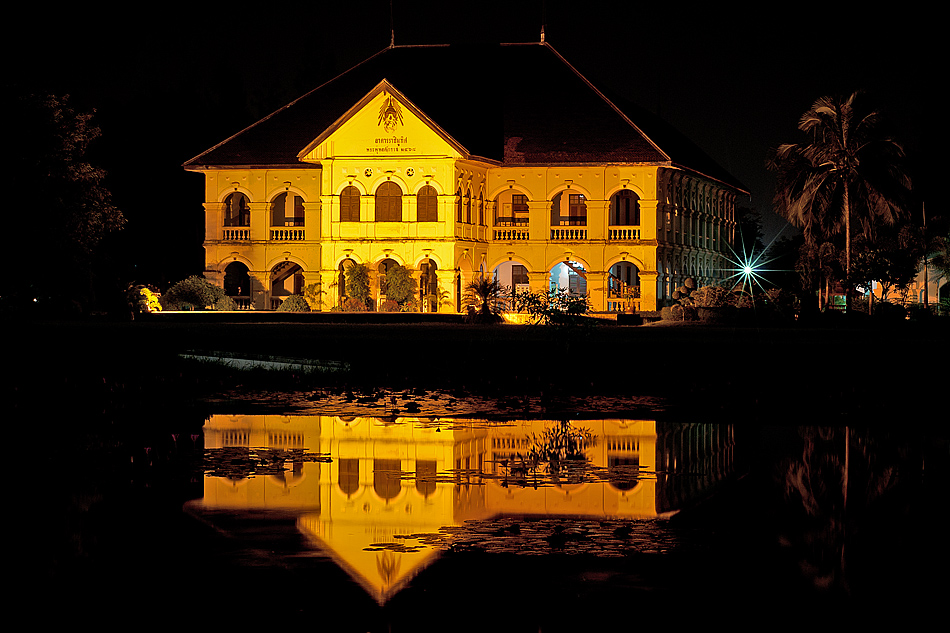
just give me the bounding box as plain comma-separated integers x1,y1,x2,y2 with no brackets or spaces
769,92,911,306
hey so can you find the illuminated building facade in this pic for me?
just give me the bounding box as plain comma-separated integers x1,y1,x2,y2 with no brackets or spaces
184,40,747,313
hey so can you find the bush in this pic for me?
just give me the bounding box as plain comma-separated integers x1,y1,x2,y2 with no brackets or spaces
342,296,370,312
161,275,235,311
379,299,399,312
276,295,311,312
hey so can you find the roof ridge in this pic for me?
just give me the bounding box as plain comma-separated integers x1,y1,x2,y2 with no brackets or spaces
184,45,394,167
540,41,671,163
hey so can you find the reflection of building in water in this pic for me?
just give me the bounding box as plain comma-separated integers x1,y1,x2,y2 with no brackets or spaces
190,415,733,602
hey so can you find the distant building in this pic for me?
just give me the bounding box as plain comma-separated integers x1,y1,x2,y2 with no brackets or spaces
184,39,748,313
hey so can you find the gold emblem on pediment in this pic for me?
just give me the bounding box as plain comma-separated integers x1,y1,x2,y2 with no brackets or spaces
378,94,404,133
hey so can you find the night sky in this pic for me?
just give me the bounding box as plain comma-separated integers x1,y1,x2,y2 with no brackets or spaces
5,1,938,287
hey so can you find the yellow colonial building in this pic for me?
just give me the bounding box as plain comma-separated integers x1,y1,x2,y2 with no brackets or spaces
184,40,747,313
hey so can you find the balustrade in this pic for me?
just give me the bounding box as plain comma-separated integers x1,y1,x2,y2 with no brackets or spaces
270,228,305,241
550,228,587,241
608,227,641,241
493,229,530,241
222,228,250,241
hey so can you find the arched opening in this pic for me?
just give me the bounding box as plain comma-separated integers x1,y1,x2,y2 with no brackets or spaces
493,260,530,310
417,185,438,222
607,455,640,492
375,181,402,222
271,192,304,227
340,185,360,222
415,460,436,498
550,191,587,226
419,259,439,312
609,189,640,226
494,190,530,226
373,459,402,501
338,458,360,498
223,261,251,309
223,192,250,227
607,261,641,312
338,258,354,306
271,261,303,309
376,257,400,307
550,260,587,296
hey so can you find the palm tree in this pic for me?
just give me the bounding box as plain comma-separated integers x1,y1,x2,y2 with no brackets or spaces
463,275,506,323
769,92,911,306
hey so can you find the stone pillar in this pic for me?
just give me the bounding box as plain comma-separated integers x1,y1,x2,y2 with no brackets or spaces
586,199,608,240
303,270,324,310
436,269,457,312
639,270,659,312
640,199,658,241
249,202,268,242
249,270,268,310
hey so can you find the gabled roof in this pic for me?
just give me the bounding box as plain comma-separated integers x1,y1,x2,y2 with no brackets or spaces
184,42,747,193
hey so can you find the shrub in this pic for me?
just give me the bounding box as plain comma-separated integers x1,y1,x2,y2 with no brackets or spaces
379,299,399,312
303,282,324,311
161,275,235,311
342,296,369,312
276,295,311,312
382,264,416,305
691,285,733,308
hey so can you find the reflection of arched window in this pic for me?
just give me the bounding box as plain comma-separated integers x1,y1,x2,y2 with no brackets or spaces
610,190,640,225
340,186,360,222
271,192,305,227
417,185,438,222
415,460,436,497
338,458,359,498
373,459,402,500
375,181,402,222
223,193,250,227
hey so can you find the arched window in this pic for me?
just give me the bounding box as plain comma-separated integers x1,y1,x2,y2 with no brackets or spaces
417,185,438,222
271,192,304,227
455,188,463,222
610,190,641,225
478,192,484,225
340,186,360,222
375,181,402,222
223,192,250,227
465,189,472,224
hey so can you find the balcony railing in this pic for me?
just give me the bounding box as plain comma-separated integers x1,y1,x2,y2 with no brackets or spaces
608,227,641,240
270,228,305,241
550,228,587,241
222,228,250,241
494,229,530,241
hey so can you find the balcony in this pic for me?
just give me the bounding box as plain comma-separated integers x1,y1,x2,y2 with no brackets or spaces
550,228,587,241
270,228,305,241
608,226,641,241
222,228,250,241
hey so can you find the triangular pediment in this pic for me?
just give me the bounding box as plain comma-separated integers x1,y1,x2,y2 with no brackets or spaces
298,80,467,162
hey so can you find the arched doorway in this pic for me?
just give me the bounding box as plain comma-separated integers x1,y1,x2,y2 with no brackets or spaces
607,261,640,312
550,260,587,296
419,259,439,312
223,261,251,309
376,258,399,309
271,261,303,309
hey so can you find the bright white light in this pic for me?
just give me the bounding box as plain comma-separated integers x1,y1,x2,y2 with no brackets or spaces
718,226,788,298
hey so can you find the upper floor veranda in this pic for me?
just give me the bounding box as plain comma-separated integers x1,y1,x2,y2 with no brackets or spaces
200,164,738,254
